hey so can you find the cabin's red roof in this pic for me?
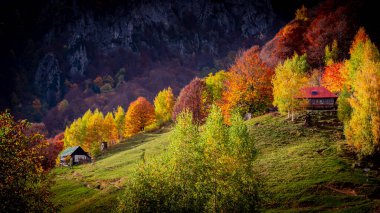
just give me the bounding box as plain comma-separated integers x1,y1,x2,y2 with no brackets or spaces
295,86,338,99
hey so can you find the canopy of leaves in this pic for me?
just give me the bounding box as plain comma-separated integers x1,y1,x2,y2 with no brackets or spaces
305,6,353,67
272,53,309,120
172,77,210,124
103,112,118,145
204,70,227,103
321,62,344,93
324,40,339,66
154,87,175,125
118,106,259,212
64,108,121,157
0,112,57,212
113,106,125,140
124,97,155,137
221,46,274,121
340,36,380,157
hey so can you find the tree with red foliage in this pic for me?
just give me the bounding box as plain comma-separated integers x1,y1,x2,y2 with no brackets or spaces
321,62,345,93
259,5,310,68
260,19,308,68
305,6,353,67
221,46,274,121
173,77,211,124
26,122,63,170
0,111,57,212
124,97,156,137
27,122,49,136
43,133,64,170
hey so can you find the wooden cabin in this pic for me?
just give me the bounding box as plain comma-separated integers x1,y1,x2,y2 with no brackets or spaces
60,146,91,166
296,86,338,110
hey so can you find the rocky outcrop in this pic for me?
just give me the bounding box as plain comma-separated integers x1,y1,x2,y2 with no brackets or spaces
34,53,63,107
33,0,284,131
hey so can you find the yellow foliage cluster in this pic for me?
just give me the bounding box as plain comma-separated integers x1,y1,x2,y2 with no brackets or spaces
338,27,380,156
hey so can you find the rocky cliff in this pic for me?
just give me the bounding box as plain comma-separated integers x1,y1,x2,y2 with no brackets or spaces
2,0,290,133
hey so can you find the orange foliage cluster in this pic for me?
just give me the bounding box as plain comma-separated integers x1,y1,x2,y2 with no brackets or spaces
221,46,274,120
125,97,156,137
350,27,369,54
321,62,345,93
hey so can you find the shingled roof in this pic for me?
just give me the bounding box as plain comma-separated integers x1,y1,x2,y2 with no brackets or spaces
296,86,338,99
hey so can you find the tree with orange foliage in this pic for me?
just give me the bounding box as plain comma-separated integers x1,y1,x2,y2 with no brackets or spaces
103,112,118,145
321,62,344,93
350,27,369,54
221,46,274,121
124,97,156,137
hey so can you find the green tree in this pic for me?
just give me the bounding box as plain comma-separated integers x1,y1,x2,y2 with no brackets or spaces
204,70,227,103
324,40,339,66
118,106,259,212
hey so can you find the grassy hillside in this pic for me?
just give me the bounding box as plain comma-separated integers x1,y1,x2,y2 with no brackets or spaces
52,130,171,212
52,113,380,212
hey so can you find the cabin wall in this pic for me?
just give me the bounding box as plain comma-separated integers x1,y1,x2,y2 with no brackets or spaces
74,155,90,163
309,98,335,105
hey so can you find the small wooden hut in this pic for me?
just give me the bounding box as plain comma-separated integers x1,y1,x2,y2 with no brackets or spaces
296,86,338,110
60,146,91,166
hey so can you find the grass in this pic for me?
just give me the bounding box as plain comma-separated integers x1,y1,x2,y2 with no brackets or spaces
247,112,380,212
52,130,171,212
52,113,380,212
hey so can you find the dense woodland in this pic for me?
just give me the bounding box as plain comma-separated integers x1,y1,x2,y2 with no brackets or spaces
1,1,380,212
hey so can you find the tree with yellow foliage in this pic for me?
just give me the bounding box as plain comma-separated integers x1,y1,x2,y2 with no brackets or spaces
124,97,156,137
85,109,105,157
154,87,175,126
63,109,92,149
272,53,309,121
204,70,227,103
113,106,126,141
343,39,380,157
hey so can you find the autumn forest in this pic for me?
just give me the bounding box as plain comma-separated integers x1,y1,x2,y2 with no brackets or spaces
1,0,380,212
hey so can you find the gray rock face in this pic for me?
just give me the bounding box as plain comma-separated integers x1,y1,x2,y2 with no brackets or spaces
34,0,282,108
34,53,62,106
